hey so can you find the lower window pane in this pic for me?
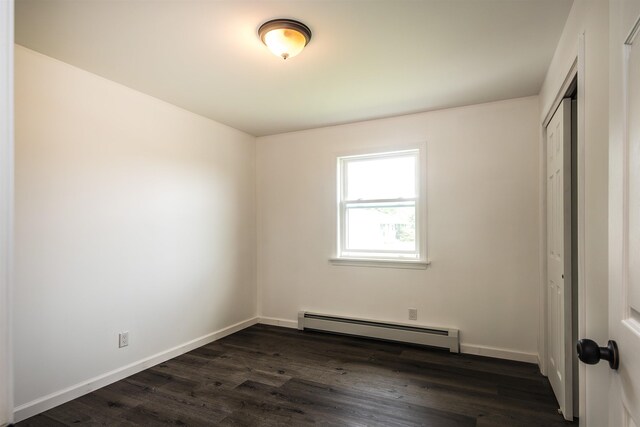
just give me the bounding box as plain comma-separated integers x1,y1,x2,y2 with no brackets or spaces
346,204,416,252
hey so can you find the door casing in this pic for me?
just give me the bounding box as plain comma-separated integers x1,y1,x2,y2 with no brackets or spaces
0,0,15,425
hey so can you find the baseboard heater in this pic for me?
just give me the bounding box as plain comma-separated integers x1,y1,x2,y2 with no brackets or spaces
298,311,459,353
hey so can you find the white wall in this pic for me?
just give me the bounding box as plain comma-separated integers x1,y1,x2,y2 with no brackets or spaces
257,96,541,361
0,1,14,425
538,1,609,425
13,46,257,415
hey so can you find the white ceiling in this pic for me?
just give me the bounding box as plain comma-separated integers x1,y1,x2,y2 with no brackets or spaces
15,0,573,137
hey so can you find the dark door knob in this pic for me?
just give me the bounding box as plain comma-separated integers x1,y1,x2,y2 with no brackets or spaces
576,339,619,370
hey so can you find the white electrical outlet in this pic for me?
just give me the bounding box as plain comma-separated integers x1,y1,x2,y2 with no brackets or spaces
119,331,129,348
408,308,418,321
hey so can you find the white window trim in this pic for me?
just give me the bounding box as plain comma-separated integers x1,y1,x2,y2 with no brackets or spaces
329,257,431,269
332,145,428,268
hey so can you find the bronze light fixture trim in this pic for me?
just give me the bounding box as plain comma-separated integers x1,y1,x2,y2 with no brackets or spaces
258,19,312,60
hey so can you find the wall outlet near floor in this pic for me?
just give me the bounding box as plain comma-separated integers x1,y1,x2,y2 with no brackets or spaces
119,331,129,348
408,308,418,321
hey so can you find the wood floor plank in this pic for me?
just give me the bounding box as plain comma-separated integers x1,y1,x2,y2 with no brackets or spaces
13,414,68,427
17,324,576,426
35,398,138,426
118,386,229,426
280,378,476,427
399,348,543,381
230,379,392,427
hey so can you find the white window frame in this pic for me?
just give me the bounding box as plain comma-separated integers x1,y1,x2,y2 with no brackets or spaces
331,147,429,269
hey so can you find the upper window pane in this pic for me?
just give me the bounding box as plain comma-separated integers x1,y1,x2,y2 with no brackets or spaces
346,154,416,200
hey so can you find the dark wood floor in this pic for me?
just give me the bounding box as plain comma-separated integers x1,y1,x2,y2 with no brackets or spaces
18,324,575,426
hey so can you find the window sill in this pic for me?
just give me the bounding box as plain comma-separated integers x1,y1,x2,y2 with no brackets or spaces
329,257,431,270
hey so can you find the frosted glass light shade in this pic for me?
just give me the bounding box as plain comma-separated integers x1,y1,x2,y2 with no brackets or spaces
259,19,312,60
263,28,306,59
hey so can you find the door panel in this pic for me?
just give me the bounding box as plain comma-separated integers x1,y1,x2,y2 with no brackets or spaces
610,1,640,425
546,99,573,421
628,32,640,334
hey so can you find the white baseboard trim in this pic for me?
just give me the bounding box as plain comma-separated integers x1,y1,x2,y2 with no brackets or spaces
460,343,539,364
13,316,259,422
259,316,298,329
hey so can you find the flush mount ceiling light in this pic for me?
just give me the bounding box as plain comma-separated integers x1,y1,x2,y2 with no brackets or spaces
258,19,312,60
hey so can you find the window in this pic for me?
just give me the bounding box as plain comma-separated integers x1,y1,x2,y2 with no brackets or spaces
336,149,425,264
